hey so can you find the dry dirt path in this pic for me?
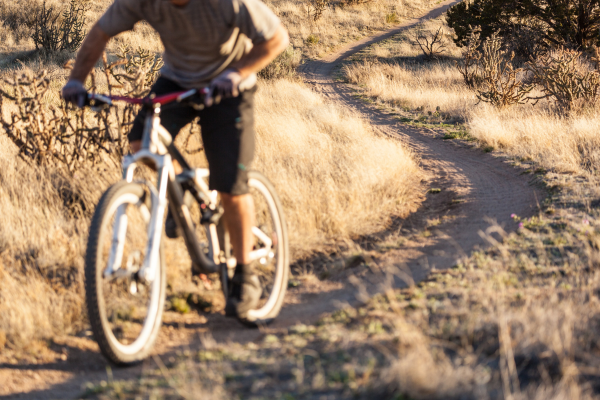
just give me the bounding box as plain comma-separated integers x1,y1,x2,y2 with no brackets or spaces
299,0,543,285
0,2,542,398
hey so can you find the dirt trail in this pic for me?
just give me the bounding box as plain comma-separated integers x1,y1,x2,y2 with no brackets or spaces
0,2,542,398
300,0,542,282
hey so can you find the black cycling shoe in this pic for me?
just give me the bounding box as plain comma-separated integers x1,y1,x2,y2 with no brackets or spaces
225,264,262,320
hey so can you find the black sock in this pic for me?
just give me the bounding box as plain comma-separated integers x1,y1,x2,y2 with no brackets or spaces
229,263,249,299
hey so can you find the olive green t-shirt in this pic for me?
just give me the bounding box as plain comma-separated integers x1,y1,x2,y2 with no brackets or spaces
98,0,280,88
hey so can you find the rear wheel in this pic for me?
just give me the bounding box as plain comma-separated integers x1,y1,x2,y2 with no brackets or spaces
220,171,289,325
85,181,166,365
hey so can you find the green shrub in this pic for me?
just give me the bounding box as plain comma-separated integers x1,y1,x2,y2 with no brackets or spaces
306,33,320,45
446,0,600,52
385,12,399,24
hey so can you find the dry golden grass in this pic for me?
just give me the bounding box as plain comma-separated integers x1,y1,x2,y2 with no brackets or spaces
345,57,474,117
375,203,600,399
342,18,475,121
264,0,435,58
329,13,600,399
0,73,423,350
86,200,600,399
254,79,424,258
344,16,600,176
469,106,600,174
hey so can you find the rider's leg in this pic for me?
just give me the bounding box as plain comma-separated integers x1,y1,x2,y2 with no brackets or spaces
220,193,255,265
221,192,262,318
198,87,259,319
221,193,262,318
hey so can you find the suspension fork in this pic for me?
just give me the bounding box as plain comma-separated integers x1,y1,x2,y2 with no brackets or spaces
107,151,172,283
104,204,129,279
137,162,170,282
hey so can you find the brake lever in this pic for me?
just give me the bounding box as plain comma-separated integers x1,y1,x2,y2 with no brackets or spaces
87,93,113,111
177,88,210,110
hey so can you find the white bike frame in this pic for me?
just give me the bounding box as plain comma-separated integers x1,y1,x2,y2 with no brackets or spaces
103,97,274,284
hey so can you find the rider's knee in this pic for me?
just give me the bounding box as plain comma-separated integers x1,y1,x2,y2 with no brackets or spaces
220,192,248,209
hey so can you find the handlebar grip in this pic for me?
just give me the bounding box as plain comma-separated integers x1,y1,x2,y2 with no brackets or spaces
87,93,113,108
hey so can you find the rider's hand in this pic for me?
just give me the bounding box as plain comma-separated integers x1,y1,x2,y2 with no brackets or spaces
206,68,243,106
61,80,87,108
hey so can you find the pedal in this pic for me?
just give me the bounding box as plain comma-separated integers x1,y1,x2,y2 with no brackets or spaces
200,207,222,224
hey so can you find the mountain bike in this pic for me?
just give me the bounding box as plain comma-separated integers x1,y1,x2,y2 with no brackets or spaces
84,89,289,365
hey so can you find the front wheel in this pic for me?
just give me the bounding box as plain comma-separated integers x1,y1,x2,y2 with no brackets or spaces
85,181,166,365
220,171,289,326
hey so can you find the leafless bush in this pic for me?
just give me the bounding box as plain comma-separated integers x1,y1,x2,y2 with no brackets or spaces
0,48,162,173
411,26,447,60
0,69,125,173
32,0,87,52
305,0,328,21
455,29,482,89
111,45,164,96
457,31,533,108
526,47,600,112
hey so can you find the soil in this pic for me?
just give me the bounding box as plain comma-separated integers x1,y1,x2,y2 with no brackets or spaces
0,1,543,398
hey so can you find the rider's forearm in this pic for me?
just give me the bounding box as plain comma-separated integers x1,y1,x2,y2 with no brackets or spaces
68,23,112,83
230,25,289,78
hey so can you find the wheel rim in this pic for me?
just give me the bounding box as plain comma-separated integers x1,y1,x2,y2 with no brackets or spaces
98,191,162,356
246,178,285,321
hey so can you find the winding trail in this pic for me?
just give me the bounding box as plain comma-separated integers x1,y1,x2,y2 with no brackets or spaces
1,1,542,398
299,0,541,284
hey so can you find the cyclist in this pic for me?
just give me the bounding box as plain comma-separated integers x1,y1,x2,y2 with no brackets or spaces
62,0,289,321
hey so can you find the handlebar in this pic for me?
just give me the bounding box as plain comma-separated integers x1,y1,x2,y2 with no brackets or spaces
86,74,256,111
86,87,210,111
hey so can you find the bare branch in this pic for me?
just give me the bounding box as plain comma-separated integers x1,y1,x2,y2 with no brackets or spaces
411,26,448,60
